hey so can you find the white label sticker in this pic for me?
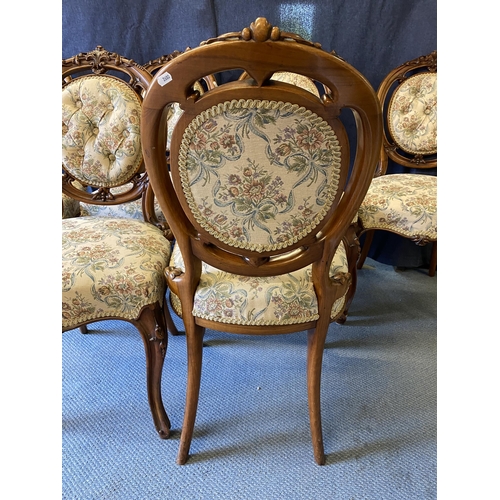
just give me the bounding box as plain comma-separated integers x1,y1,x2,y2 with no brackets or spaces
158,72,173,87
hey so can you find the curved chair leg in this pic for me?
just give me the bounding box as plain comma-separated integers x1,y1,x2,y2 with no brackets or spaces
132,303,171,439
428,241,437,277
79,325,89,334
177,321,205,465
307,320,330,465
357,229,374,270
337,224,360,324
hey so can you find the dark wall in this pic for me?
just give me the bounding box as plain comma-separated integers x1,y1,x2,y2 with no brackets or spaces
62,0,437,268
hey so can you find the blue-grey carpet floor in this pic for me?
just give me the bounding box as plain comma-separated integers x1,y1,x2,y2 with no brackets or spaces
62,258,437,499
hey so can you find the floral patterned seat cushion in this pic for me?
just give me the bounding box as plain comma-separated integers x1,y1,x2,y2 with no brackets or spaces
357,173,437,240
388,73,437,155
62,217,172,328
62,75,144,188
169,241,349,326
179,99,342,253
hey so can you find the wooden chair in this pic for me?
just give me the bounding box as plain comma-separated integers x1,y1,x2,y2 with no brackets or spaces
356,51,437,276
62,46,175,438
141,17,382,465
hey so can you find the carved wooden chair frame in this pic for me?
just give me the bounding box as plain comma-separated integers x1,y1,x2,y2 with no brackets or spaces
62,46,174,438
357,51,437,276
141,18,382,465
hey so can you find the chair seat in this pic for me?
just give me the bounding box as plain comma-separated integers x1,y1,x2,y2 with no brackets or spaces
62,216,172,329
358,173,437,240
169,241,349,326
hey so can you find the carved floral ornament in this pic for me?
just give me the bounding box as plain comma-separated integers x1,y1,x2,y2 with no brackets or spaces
63,45,142,74
202,17,322,51
402,50,437,73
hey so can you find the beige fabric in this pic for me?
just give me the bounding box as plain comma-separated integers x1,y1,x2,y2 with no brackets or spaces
388,73,437,155
62,192,81,219
271,72,320,97
62,217,172,328
79,183,166,222
358,173,437,240
166,103,183,150
62,75,144,187
166,81,206,150
179,99,342,253
169,241,348,326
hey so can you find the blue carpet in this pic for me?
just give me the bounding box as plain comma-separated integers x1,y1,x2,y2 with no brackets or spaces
62,258,436,499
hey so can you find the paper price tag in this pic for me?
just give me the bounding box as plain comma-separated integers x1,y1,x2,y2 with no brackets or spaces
158,72,173,87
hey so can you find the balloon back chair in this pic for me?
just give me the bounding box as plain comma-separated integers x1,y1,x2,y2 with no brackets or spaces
141,17,382,465
357,51,437,276
62,46,174,438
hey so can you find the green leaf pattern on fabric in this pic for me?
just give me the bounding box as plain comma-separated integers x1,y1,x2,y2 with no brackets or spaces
178,100,342,252
169,242,348,326
62,217,172,328
388,73,437,155
62,76,144,188
358,174,437,239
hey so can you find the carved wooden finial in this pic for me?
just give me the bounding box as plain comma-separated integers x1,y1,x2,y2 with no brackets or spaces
86,46,121,73
241,17,279,42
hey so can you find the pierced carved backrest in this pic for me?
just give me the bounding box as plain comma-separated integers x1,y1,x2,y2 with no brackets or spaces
142,18,382,280
62,47,154,212
377,51,437,175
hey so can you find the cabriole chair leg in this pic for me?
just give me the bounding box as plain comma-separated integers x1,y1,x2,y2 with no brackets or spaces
307,321,330,466
177,322,206,464
133,303,171,439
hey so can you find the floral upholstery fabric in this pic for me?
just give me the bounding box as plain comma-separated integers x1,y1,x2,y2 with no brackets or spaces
79,184,166,222
62,75,144,188
62,180,86,219
166,103,183,151
166,81,205,150
358,173,437,240
62,217,172,328
388,73,437,155
179,99,342,253
270,72,320,97
62,192,81,219
169,241,348,326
